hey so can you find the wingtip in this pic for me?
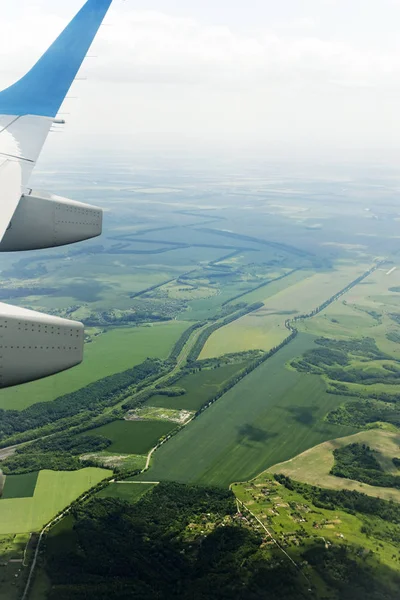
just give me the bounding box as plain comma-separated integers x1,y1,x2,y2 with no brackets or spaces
0,0,113,118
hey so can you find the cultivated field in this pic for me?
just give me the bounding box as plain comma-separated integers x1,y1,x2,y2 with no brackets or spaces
88,419,176,455
0,468,109,534
269,429,400,502
145,361,248,411
97,482,157,503
201,263,370,358
1,472,39,499
0,321,189,411
139,335,356,487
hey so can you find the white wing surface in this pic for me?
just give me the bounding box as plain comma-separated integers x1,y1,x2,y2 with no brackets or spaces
0,0,113,388
0,0,113,242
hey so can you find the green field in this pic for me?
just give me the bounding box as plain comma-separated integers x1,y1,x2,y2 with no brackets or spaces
139,334,356,487
200,265,369,358
88,419,176,454
145,362,247,411
0,321,189,411
1,472,39,499
97,482,157,502
0,468,109,534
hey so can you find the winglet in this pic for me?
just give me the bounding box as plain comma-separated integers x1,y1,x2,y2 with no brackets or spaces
0,0,112,118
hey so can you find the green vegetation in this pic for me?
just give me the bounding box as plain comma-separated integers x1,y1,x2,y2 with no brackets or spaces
139,335,355,487
0,468,109,534
327,399,400,429
234,473,400,599
1,472,39,499
186,302,263,362
0,322,188,411
331,443,400,490
145,361,249,411
87,419,176,454
36,480,400,600
39,482,311,600
268,429,400,502
0,358,164,447
96,482,156,503
275,473,400,525
0,434,111,475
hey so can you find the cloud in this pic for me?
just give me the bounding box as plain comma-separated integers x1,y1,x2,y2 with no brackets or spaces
2,5,400,91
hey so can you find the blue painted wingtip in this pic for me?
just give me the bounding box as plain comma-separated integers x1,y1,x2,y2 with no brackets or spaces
0,0,113,117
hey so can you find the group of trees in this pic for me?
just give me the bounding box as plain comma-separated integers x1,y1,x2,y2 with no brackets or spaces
0,358,165,447
0,433,112,475
330,443,400,490
327,399,400,429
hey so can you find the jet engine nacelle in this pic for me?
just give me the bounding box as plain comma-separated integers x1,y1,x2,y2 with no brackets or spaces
0,302,84,388
0,191,103,252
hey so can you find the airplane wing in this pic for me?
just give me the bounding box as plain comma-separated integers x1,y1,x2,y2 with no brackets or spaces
0,0,113,388
0,0,113,242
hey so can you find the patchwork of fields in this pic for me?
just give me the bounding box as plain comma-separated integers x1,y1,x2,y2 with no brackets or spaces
0,468,109,534
200,263,371,358
0,321,189,411
139,334,356,487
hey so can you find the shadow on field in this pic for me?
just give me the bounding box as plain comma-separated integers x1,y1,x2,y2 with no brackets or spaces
285,405,319,426
236,424,277,446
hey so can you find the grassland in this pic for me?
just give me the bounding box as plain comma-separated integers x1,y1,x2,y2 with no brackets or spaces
139,334,356,487
201,263,370,358
0,321,189,411
97,482,157,503
233,473,400,591
0,468,109,534
269,429,400,502
87,419,176,454
1,472,39,499
145,361,248,411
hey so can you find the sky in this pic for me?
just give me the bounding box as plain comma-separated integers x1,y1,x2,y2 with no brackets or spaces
3,0,400,160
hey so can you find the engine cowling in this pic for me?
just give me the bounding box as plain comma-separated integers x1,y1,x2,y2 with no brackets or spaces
0,190,103,251
0,302,84,388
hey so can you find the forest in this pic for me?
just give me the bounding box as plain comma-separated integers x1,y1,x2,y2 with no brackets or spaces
41,481,400,600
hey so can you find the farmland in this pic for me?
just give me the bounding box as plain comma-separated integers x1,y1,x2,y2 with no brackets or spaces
201,263,371,358
87,419,176,454
0,321,189,411
139,334,356,487
298,262,400,358
0,468,108,534
1,472,39,499
268,429,400,502
145,361,248,411
97,482,157,503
